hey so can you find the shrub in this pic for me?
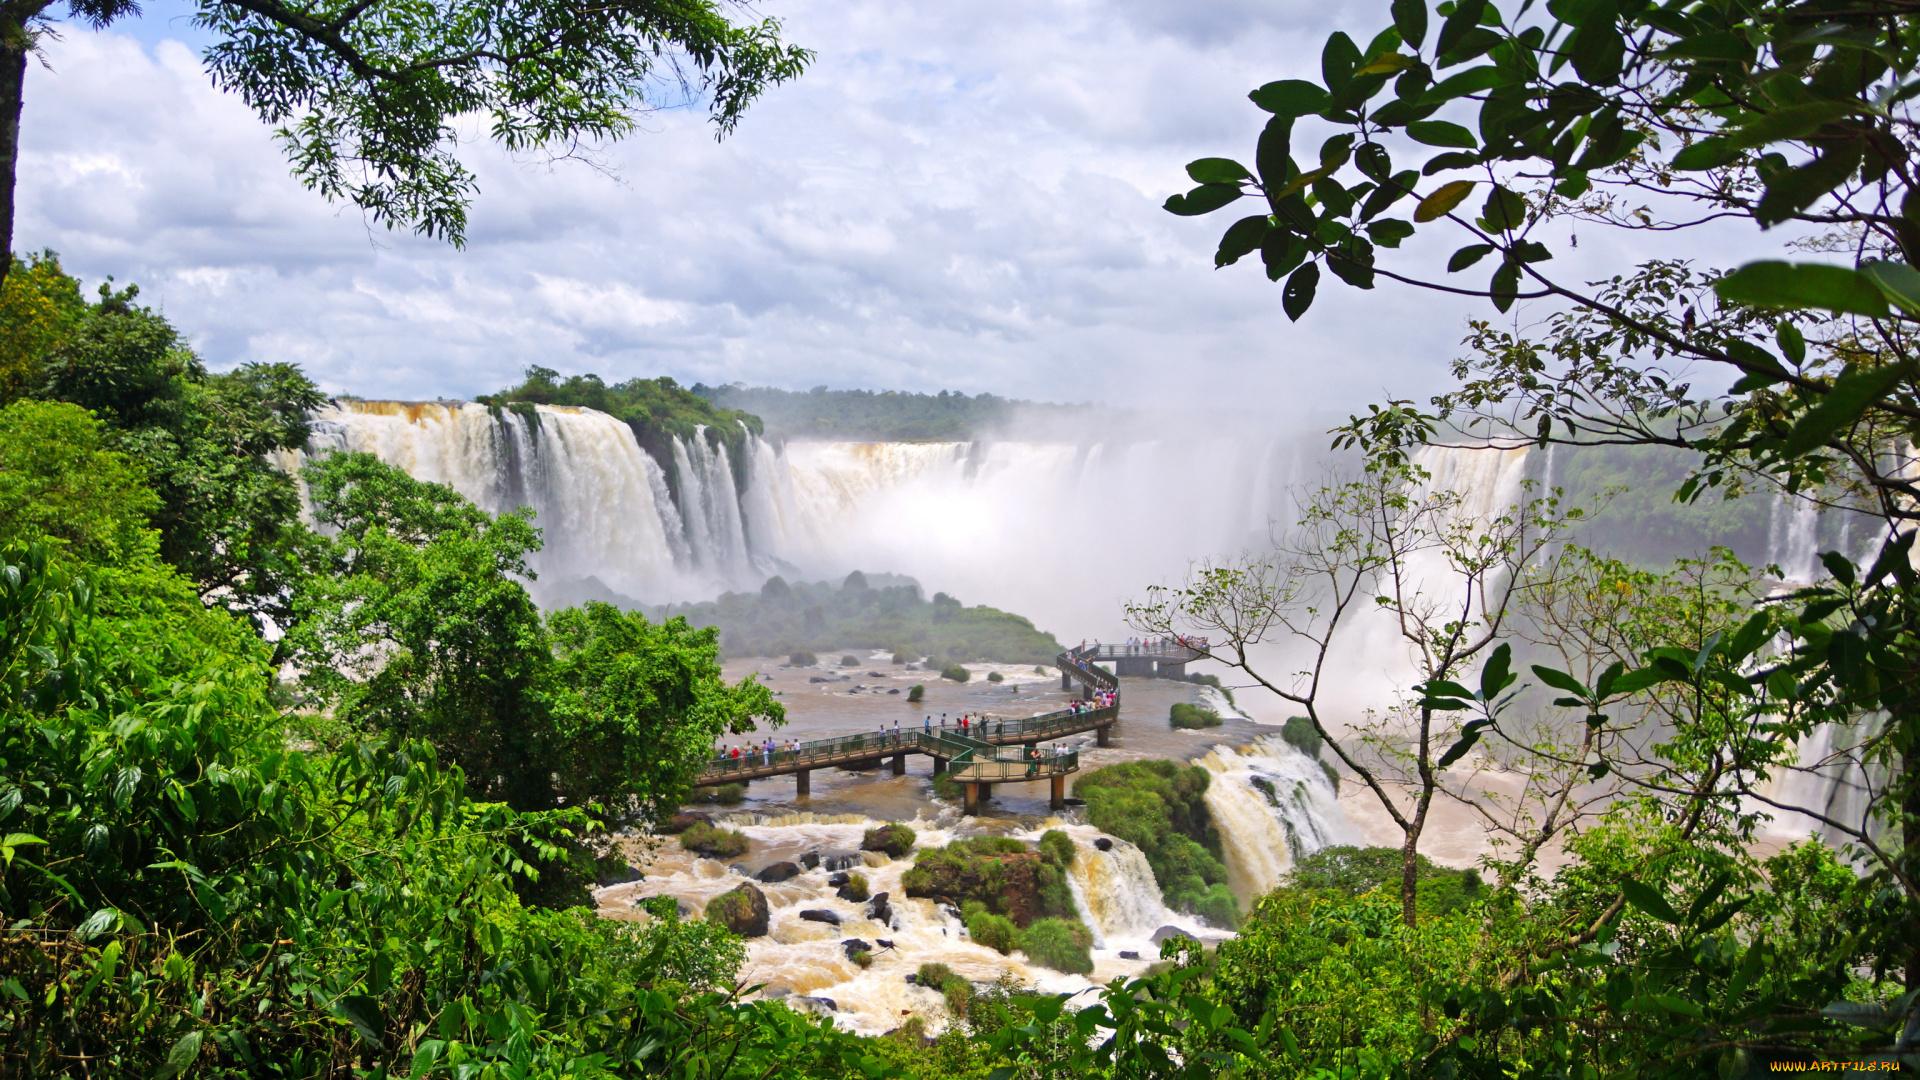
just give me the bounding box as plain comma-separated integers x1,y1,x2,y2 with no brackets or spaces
1018,918,1094,975
1195,883,1242,930
841,654,859,666
1186,671,1236,707
841,872,870,903
789,650,817,666
1074,760,1227,915
892,650,912,664
850,948,873,969
931,771,961,800
862,821,917,857
941,664,970,683
1033,665,1048,675
1168,702,1222,729
986,671,1004,683
689,782,747,805
907,684,925,702
966,907,1019,954
917,962,973,1017
1321,760,1340,793
679,821,749,858
1038,829,1076,868
1281,716,1323,759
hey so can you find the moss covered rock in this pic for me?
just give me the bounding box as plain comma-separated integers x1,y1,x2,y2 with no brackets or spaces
705,883,770,937
861,822,917,858
902,836,1043,926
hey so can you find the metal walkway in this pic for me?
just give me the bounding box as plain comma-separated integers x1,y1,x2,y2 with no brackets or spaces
695,645,1120,813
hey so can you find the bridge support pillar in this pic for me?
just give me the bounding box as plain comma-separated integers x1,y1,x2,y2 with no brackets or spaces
963,782,980,815
1096,725,1112,748
931,756,946,776
1156,662,1186,680
1050,774,1066,811
794,769,810,798
979,782,992,802
1061,669,1071,691
891,753,907,776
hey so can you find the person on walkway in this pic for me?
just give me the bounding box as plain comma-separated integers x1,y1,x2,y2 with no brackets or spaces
924,716,932,736
1025,746,1042,778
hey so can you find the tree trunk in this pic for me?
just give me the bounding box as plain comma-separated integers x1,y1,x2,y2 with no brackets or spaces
0,30,25,290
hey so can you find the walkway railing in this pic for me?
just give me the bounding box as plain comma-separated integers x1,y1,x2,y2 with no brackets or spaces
696,698,1113,786
1085,640,1207,663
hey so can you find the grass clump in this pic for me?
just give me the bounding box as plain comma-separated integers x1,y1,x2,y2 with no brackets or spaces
931,771,961,801
963,902,1019,954
788,650,816,666
840,871,871,903
1018,918,1094,975
679,821,749,858
850,948,874,969
1169,702,1222,729
907,684,925,703
862,821,917,857
941,663,970,682
916,962,974,1017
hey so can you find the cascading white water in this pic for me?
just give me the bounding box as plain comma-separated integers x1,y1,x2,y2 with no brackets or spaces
1767,495,1824,584
670,425,758,584
1198,736,1355,905
597,816,1204,1036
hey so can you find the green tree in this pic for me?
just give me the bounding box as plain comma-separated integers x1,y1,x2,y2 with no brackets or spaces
0,399,154,562
1,0,812,281
35,278,324,634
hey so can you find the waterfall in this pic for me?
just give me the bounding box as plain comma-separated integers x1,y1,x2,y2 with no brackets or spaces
1767,495,1823,584
301,401,718,602
670,426,757,583
1198,736,1354,906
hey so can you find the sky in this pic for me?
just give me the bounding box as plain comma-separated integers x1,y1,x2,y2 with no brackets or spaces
18,0,1784,416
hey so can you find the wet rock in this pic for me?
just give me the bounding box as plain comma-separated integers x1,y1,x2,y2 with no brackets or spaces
875,939,894,950
704,883,770,938
826,871,851,888
595,860,641,887
756,861,801,883
1118,951,1140,960
888,688,901,694
791,996,838,1014
1093,838,1113,852
798,909,842,926
799,851,821,871
841,939,872,959
868,671,887,677
903,973,919,986
1150,926,1197,946
861,823,916,858
808,676,834,683
868,892,894,927
1063,798,1085,807
663,812,712,835
763,986,792,1000
822,854,859,873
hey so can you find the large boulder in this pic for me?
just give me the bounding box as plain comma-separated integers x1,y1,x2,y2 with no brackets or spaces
902,848,1043,927
1092,838,1113,852
664,811,713,835
705,884,770,938
798,909,842,926
841,938,872,960
1150,925,1197,946
757,861,801,883
799,851,822,871
867,892,894,927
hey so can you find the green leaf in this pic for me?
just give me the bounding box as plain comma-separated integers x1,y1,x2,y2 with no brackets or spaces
1435,0,1487,59
1437,720,1491,768
1479,642,1515,699
1671,137,1739,171
1367,218,1415,247
1714,261,1890,317
1652,993,1705,1018
1261,233,1309,281
1479,185,1527,230
1531,665,1589,697
1356,52,1417,76
1725,102,1855,151
1250,80,1331,116
1860,260,1920,315
1188,158,1252,184
1414,179,1475,222
1164,184,1245,217
1283,261,1320,321
1323,33,1362,92
1490,261,1521,312
1777,320,1806,365
1406,120,1478,148
1777,362,1911,458
1606,666,1668,696
333,995,386,1048
1422,65,1510,102
1620,878,1683,924
1567,0,1624,84
1422,150,1480,175
1392,0,1428,50
1215,215,1272,267
155,1031,203,1080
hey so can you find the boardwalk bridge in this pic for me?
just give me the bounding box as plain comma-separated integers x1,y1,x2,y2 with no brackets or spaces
696,644,1151,814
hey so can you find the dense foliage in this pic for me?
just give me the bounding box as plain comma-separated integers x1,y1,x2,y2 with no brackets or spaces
655,570,1065,663
1072,760,1240,929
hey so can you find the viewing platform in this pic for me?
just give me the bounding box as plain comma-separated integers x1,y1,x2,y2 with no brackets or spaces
696,646,1119,814
1070,639,1207,681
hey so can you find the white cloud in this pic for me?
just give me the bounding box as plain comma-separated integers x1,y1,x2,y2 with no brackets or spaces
14,1,1791,415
